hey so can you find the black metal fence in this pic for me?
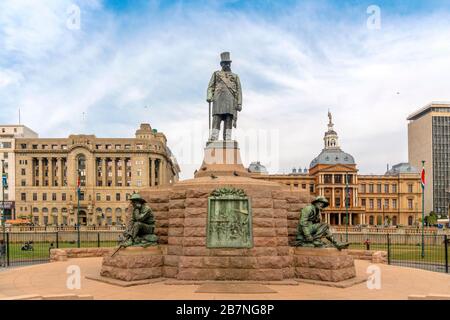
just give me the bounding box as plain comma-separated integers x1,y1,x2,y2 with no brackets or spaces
0,231,123,268
336,232,449,273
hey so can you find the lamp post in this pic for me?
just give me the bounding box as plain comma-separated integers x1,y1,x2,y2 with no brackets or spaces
1,160,6,242
421,160,425,259
345,172,349,242
77,169,81,248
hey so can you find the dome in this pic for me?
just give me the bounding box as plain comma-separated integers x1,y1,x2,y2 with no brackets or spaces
248,161,268,174
309,148,355,168
385,163,418,175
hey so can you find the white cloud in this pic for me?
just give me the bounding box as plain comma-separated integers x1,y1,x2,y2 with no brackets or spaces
1,1,449,179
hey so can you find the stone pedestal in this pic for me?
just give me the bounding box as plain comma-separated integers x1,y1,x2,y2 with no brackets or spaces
195,140,250,178
293,247,356,282
100,246,163,281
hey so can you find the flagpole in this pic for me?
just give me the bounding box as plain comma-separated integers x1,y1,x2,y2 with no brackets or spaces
77,169,81,248
421,160,425,259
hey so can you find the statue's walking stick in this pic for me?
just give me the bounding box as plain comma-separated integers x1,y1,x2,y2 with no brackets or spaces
208,101,211,136
110,244,124,257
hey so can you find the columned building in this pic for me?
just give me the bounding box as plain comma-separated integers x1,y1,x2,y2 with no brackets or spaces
0,125,39,224
251,113,422,227
14,123,180,226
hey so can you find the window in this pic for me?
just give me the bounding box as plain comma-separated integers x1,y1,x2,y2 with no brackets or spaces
21,180,26,186
384,184,389,193
392,184,397,193
377,199,382,209
124,144,131,150
52,193,57,201
115,144,121,150
309,184,314,193
361,184,366,193
21,193,26,201
137,169,142,177
377,184,382,193
21,144,27,149
408,184,413,193
392,199,397,209
32,144,38,149
116,193,121,201
384,199,389,209
369,216,374,225
334,175,342,184
408,199,413,209
21,168,26,175
137,180,142,187
33,193,37,201
324,174,332,183
106,195,111,201
408,216,413,226
62,193,66,201
96,193,101,201
335,197,341,207
369,184,374,193
361,199,366,207
79,192,85,201
369,199,374,209
43,193,47,201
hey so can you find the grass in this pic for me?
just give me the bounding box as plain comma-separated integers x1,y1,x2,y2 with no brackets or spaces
4,241,118,264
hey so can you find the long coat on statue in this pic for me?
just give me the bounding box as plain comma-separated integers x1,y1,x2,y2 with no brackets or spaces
207,70,242,128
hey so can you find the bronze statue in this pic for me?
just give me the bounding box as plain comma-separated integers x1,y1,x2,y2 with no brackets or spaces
207,52,242,141
295,196,349,250
121,193,158,247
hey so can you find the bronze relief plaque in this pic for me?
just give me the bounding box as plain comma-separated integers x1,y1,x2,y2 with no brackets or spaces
207,188,252,248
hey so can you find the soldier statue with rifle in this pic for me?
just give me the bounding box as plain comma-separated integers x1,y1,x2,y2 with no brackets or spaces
111,193,158,256
207,52,243,141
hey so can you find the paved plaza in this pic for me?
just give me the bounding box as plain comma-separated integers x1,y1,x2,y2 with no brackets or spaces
0,258,448,300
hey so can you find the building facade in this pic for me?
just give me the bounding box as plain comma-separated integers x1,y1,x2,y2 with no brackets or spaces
14,123,180,226
0,125,39,224
251,113,422,226
408,102,450,217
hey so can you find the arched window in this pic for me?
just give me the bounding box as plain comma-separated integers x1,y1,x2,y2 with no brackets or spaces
33,207,39,215
369,215,374,225
51,208,58,216
106,208,112,216
408,216,413,226
61,208,68,216
115,208,122,216
392,216,397,226
376,215,382,225
77,154,86,187
42,207,49,216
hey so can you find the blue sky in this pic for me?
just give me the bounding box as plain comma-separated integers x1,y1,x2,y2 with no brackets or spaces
1,0,450,179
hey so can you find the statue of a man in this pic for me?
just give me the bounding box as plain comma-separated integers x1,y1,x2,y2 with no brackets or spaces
295,196,349,250
207,52,242,141
122,193,158,247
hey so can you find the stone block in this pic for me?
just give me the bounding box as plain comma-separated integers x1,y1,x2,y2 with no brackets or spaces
168,227,184,237
252,198,273,208
229,256,258,268
253,237,277,247
257,256,283,269
168,218,184,227
183,227,206,237
186,189,210,198
253,228,276,237
252,218,274,228
169,199,185,209
169,190,186,200
252,208,273,218
203,256,230,268
168,209,185,218
183,237,206,247
273,200,288,209
185,198,208,208
163,266,178,278
164,255,179,267
179,256,204,268
184,217,206,227
184,208,207,217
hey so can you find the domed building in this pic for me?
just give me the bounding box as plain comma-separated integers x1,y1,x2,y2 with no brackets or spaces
251,112,422,227
308,111,363,226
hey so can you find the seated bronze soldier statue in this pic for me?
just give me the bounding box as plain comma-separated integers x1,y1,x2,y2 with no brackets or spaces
295,196,349,250
122,193,158,247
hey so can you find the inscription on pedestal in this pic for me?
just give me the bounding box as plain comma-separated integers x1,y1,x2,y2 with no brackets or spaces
207,188,252,248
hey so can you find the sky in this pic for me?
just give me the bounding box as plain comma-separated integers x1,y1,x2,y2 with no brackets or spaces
1,0,450,179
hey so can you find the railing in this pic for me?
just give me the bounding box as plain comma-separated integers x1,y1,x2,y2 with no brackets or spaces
331,226,449,235
4,225,126,232
0,231,123,268
335,232,449,273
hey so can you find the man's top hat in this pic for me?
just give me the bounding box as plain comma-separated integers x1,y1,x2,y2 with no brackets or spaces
220,52,232,63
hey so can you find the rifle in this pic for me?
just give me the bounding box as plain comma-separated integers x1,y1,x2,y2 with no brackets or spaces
110,244,125,257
